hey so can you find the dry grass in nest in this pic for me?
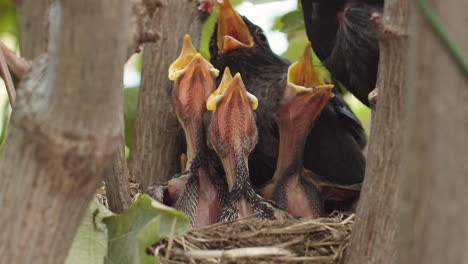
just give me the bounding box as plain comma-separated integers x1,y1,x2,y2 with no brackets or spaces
155,213,354,264
97,179,140,207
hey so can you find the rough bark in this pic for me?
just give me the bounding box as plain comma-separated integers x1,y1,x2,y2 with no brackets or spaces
14,0,52,59
102,0,163,213
130,0,207,190
343,1,409,263
0,1,128,263
401,1,468,263
104,113,132,213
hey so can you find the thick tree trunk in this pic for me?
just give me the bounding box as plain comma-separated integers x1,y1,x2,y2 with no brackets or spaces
130,0,206,190
0,1,128,263
401,1,468,263
344,1,409,263
14,0,52,59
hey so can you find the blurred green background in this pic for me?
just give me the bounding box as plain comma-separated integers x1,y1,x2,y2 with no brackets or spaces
0,0,370,155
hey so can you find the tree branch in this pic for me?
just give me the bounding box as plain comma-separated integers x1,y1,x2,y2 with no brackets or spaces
104,113,132,213
0,47,16,106
103,0,164,213
0,0,128,263
0,42,33,107
127,0,162,59
14,0,52,59
401,0,468,262
129,0,207,190
343,0,410,263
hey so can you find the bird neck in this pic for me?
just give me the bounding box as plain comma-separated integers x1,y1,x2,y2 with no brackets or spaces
179,119,206,169
273,125,309,181
221,152,250,193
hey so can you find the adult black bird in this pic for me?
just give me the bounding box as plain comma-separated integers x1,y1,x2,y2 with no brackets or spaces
301,0,383,106
210,0,366,187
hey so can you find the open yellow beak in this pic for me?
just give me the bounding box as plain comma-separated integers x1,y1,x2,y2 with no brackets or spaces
287,42,334,94
207,70,258,112
217,0,254,53
169,34,219,80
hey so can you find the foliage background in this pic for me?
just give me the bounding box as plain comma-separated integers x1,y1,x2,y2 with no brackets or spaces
0,0,370,156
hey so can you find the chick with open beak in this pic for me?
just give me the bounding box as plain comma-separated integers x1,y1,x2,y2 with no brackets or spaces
216,0,254,53
206,69,285,222
260,44,359,218
167,35,225,228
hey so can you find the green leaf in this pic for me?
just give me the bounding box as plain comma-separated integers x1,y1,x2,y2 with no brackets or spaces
0,0,19,36
124,86,139,156
65,199,114,264
273,10,305,33
103,195,190,264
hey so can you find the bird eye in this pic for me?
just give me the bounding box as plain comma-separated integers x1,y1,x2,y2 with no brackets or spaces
256,30,268,45
209,40,217,56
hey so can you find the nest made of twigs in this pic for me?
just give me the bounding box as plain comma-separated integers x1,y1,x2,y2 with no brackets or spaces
154,213,354,264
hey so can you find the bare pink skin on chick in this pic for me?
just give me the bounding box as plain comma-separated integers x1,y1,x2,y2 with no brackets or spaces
192,169,221,229
165,170,221,229
283,177,320,218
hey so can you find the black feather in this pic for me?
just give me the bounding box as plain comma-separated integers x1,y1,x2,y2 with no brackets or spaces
302,0,383,106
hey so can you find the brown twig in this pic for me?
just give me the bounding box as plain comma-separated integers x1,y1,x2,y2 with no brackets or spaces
0,42,31,79
157,213,353,264
0,46,16,106
127,0,163,59
0,41,33,107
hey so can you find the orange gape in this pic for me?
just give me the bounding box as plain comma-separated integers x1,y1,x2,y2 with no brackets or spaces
217,0,254,53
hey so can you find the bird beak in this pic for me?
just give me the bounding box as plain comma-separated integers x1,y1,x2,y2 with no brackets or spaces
206,67,258,112
207,72,258,191
274,43,334,179
169,34,219,81
287,42,330,89
169,34,219,164
282,42,334,133
217,0,254,53
284,42,334,114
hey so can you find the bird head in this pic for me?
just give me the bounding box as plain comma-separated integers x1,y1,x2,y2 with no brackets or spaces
206,68,258,191
209,0,282,67
281,42,334,143
169,35,219,163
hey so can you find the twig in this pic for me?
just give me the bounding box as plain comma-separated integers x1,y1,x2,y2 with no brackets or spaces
0,46,16,106
0,41,33,107
0,42,31,79
178,247,293,259
127,0,162,59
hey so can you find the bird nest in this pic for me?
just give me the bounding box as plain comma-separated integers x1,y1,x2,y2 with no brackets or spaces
97,183,353,264
154,212,354,264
